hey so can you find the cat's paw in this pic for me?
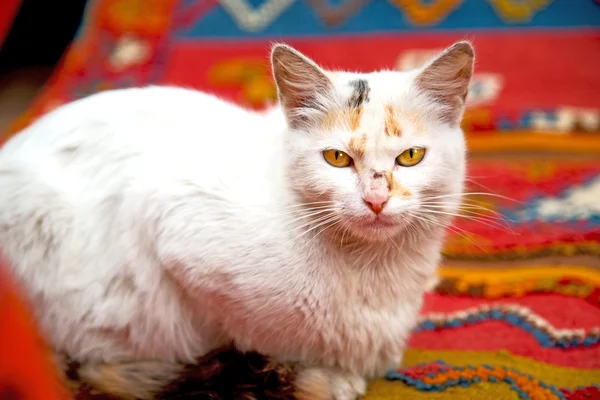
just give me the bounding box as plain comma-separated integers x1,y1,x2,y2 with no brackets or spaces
329,371,367,400
294,367,366,400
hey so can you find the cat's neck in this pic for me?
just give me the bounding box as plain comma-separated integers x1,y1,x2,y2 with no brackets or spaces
333,229,437,270
318,228,437,309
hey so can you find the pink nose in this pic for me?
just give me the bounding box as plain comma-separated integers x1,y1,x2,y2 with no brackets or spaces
363,194,389,214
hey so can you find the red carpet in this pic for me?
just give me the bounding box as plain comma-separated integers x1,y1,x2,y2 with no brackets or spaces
0,1,598,398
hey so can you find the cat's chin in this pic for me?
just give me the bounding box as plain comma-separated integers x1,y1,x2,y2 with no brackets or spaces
345,216,408,243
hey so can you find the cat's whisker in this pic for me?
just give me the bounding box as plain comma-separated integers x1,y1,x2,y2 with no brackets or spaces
445,226,493,252
287,217,335,236
280,207,338,221
465,176,502,192
330,219,353,247
410,211,484,246
420,205,508,221
278,206,338,218
451,211,513,227
421,208,512,232
316,219,344,243
386,232,402,252
279,207,335,215
410,216,430,242
421,199,496,207
465,180,498,195
298,216,341,240
281,201,337,210
452,198,499,208
422,192,520,204
277,207,337,217
413,214,488,253
340,221,353,247
290,213,337,232
420,202,503,217
331,222,345,243
407,213,440,236
419,198,513,222
281,216,336,248
466,173,502,179
444,226,488,252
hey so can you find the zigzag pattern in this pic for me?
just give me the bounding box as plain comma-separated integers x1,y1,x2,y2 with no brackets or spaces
435,273,600,309
416,304,600,349
212,0,581,33
169,0,600,40
386,361,600,400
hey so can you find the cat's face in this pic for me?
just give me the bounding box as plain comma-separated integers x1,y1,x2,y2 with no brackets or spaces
272,43,473,242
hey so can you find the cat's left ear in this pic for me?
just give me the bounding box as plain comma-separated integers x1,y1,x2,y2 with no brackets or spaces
271,44,333,128
416,41,474,125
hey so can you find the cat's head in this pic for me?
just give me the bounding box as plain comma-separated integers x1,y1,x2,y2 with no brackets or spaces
272,42,473,243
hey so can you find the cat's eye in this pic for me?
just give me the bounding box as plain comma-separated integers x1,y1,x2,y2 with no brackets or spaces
323,149,353,168
396,147,426,167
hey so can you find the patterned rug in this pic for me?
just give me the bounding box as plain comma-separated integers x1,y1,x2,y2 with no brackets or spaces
1,0,599,151
358,154,600,399
0,0,21,48
0,0,599,399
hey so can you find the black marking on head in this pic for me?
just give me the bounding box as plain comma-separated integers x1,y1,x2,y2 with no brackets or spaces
348,79,370,108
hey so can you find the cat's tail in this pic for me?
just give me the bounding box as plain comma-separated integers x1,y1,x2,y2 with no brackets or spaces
53,347,331,400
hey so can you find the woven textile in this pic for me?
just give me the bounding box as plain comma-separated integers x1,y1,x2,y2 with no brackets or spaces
1,0,599,152
407,156,600,398
444,157,600,260
0,260,69,400
0,0,21,48
0,1,598,398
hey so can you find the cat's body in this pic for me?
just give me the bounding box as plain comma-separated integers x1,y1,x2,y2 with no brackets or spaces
0,87,286,362
0,43,473,399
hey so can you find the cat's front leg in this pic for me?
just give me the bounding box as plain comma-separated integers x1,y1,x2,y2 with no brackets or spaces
294,366,367,400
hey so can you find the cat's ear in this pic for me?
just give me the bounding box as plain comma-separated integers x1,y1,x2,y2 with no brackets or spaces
271,44,333,127
416,41,474,125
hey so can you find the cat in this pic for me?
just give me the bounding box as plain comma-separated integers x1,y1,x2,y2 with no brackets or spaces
0,41,473,399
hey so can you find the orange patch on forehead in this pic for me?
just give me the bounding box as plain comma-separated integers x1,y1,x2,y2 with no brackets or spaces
384,106,426,135
320,108,363,132
384,105,402,137
403,110,425,133
348,107,363,131
348,134,367,158
384,171,411,197
320,111,342,131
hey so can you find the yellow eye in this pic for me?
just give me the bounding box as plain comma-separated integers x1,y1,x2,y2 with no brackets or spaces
396,147,426,167
323,149,353,168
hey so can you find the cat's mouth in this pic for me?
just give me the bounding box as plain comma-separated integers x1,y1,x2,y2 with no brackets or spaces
350,216,404,241
351,214,416,241
359,216,398,230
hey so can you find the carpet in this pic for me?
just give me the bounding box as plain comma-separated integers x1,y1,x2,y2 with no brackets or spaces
0,0,21,48
0,0,599,399
1,0,600,151
375,154,600,399
0,262,69,400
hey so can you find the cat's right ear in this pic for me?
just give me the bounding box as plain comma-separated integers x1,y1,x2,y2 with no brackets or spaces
271,44,333,128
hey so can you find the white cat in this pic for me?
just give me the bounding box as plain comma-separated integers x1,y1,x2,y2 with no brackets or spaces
0,42,473,399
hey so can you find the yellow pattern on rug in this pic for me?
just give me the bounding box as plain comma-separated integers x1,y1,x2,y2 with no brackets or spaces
364,349,600,399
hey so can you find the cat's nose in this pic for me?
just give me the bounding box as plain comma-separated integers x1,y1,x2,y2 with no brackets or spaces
363,194,389,214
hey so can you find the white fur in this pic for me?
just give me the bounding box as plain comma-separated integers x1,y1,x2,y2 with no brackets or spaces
0,46,468,399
